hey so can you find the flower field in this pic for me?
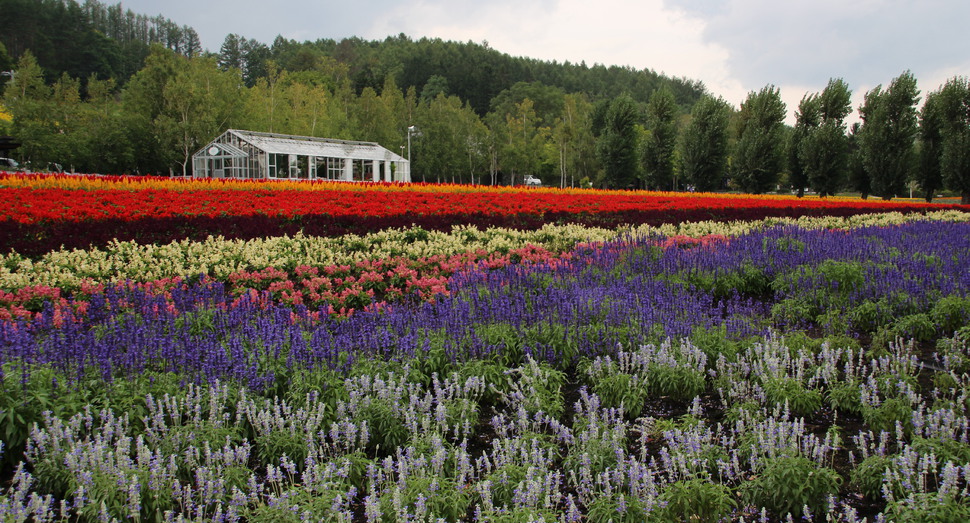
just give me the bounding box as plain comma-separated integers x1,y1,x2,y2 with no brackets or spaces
1,173,963,257
2,174,970,522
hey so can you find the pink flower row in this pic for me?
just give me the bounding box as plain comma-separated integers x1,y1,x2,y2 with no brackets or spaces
0,245,572,323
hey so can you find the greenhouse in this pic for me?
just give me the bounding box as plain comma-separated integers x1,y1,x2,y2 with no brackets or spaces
192,129,410,182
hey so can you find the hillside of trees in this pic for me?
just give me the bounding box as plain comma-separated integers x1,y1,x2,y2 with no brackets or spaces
1,0,969,203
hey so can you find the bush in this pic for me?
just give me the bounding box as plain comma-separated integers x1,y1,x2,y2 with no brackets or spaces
743,456,841,518
658,478,736,522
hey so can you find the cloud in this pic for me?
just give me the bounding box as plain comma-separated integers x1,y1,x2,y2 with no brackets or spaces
663,0,970,91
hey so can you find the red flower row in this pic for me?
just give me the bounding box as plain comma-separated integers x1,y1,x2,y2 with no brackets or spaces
1,186,961,225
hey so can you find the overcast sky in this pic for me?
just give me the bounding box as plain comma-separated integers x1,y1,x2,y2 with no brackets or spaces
119,0,969,123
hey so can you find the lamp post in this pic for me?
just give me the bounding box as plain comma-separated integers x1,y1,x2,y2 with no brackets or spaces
407,125,418,182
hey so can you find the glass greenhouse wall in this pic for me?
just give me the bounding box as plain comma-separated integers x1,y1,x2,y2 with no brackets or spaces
192,130,410,182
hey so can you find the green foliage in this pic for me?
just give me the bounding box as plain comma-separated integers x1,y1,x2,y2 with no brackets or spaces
646,365,706,403
851,454,891,499
642,86,679,191
247,487,349,522
827,380,864,416
680,95,731,191
918,86,946,201
849,299,896,333
894,313,937,342
863,397,914,434
658,479,737,522
935,77,970,202
743,456,841,518
359,399,409,456
910,436,970,465
597,94,641,189
763,377,823,417
0,363,92,467
378,475,471,522
483,463,528,508
504,357,566,417
796,79,853,197
884,492,970,523
859,71,920,200
733,85,787,194
585,493,650,523
930,295,970,335
689,323,746,361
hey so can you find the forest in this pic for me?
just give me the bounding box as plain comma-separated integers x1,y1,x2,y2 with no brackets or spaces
1,0,970,203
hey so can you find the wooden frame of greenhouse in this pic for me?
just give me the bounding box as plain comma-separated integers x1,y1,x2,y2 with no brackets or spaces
192,129,410,182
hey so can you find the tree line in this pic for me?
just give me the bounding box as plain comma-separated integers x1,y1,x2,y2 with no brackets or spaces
0,0,968,202
3,45,970,203
0,0,200,85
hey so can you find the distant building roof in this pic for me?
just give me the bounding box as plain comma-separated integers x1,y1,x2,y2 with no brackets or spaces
226,129,406,162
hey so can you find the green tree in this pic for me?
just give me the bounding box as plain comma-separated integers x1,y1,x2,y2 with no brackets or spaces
124,47,245,175
788,94,819,197
486,96,549,185
799,78,852,197
642,86,679,191
354,86,395,145
846,123,870,199
415,94,488,184
732,84,786,193
936,77,970,204
680,95,730,192
552,93,596,188
123,45,182,173
917,88,945,201
858,71,920,200
218,34,245,72
0,41,13,77
3,51,53,165
420,74,449,102
76,75,136,174
158,55,245,175
597,94,640,189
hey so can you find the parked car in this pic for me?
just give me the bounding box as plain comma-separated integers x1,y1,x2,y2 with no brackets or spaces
522,175,542,186
0,157,19,170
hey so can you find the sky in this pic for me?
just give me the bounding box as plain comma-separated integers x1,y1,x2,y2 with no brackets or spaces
119,0,970,124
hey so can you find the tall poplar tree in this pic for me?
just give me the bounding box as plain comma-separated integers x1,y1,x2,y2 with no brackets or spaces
858,71,920,200
798,79,852,197
788,93,819,197
936,77,970,204
917,88,944,201
680,95,730,192
733,85,786,193
642,86,678,191
596,94,640,189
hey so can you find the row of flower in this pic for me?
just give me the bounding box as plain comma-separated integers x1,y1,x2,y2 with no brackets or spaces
2,173,965,256
3,212,970,520
3,210,967,322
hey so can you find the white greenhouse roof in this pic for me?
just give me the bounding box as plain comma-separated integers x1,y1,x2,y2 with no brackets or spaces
228,129,405,162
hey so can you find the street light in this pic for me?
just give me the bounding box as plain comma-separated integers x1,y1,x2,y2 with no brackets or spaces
407,125,418,182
